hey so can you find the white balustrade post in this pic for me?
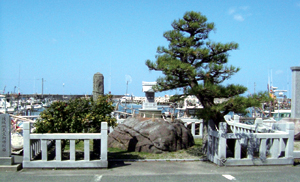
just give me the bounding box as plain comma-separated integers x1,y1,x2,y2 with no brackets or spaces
285,122,294,158
56,139,62,161
254,118,263,133
254,118,263,125
84,139,90,161
191,121,195,136
218,122,227,166
234,115,240,123
23,122,31,162
199,119,203,138
109,126,114,133
100,122,108,161
233,115,240,133
70,140,76,161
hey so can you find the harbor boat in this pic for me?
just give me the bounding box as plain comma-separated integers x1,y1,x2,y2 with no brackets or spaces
0,107,15,113
33,103,43,110
42,102,50,108
0,94,16,113
271,109,291,121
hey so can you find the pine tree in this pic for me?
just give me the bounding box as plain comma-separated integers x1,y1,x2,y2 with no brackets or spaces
146,11,270,134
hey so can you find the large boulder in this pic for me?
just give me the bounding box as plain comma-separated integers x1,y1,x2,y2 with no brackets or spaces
108,117,194,153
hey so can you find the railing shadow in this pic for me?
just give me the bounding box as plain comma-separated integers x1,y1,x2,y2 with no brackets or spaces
108,150,146,160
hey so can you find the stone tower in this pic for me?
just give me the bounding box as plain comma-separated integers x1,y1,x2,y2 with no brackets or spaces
291,67,300,118
93,72,104,101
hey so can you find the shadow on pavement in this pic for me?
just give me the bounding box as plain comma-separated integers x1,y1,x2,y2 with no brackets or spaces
108,161,131,169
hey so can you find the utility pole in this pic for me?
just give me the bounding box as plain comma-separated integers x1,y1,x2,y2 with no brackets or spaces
63,83,65,100
42,78,44,98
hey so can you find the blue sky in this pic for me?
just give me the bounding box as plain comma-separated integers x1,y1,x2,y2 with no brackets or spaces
1,0,300,97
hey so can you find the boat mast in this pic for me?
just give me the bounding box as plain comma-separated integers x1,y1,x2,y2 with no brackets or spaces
18,65,20,94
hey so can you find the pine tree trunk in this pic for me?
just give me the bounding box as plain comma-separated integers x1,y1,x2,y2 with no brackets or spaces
202,123,208,155
201,119,218,155
201,118,243,159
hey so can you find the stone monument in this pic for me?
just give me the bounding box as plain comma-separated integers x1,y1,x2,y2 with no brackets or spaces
0,114,12,165
92,72,104,155
287,67,300,139
291,67,300,118
0,114,21,171
93,72,104,101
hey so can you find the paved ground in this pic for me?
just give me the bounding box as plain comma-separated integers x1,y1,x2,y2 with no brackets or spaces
1,160,300,182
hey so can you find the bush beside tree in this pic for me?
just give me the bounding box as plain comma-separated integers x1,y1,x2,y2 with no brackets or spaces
34,95,116,134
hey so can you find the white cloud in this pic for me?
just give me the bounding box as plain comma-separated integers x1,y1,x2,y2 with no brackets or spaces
228,6,250,22
234,14,244,21
228,8,235,15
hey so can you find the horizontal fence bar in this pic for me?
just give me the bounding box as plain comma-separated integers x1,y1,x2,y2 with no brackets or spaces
29,133,102,140
23,160,108,168
221,133,289,139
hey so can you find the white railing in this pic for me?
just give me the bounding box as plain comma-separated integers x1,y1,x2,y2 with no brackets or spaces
181,119,203,139
207,119,295,166
226,115,273,133
23,122,108,168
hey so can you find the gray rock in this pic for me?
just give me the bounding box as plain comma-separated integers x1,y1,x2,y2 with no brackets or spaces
108,117,194,153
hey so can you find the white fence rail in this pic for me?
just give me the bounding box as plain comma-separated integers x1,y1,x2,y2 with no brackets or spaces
181,119,203,139
207,117,295,166
23,122,108,168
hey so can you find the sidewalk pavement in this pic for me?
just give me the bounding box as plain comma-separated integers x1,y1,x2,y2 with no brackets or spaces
1,158,300,182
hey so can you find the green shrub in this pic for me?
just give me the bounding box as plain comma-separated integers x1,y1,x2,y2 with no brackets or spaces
34,95,116,133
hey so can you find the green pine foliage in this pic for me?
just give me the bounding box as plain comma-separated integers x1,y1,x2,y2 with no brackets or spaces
34,95,116,133
146,11,271,126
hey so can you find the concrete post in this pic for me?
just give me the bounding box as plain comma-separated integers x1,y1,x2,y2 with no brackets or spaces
218,122,227,166
0,114,13,165
233,115,240,133
23,122,31,164
199,119,203,138
93,72,104,101
191,121,195,136
233,115,240,123
291,67,300,118
285,122,295,158
100,122,108,161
